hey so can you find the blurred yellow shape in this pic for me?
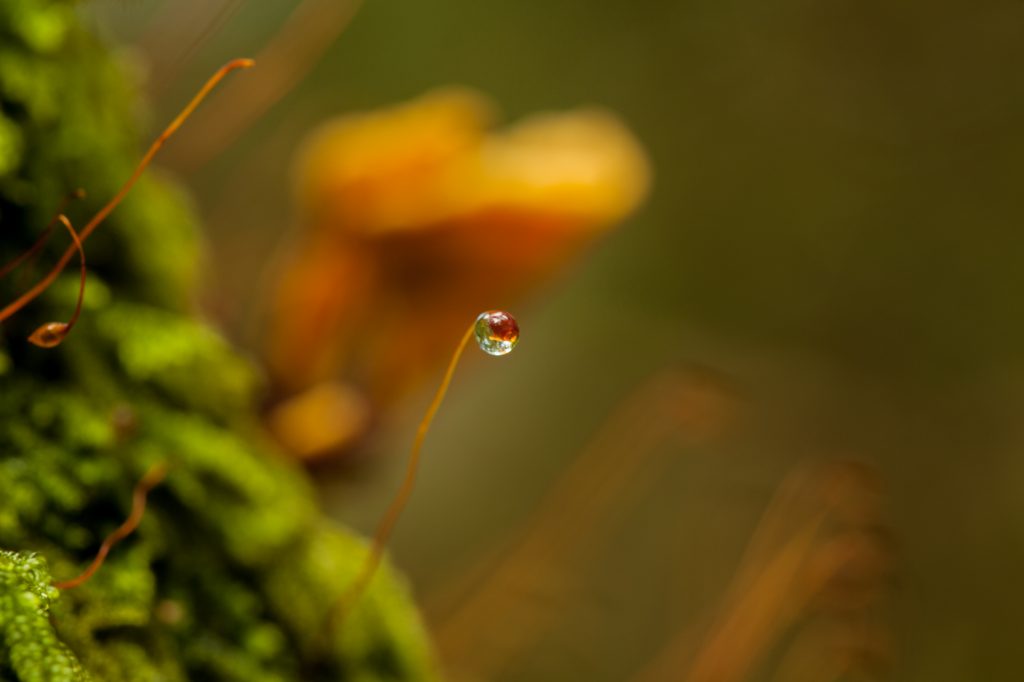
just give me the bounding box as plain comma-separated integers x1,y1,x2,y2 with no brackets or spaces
266,88,650,459
265,381,370,461
471,108,650,229
296,88,493,233
295,88,649,235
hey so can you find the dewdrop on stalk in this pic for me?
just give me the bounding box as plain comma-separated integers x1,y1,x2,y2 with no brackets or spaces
269,89,650,410
332,311,519,625
474,310,519,356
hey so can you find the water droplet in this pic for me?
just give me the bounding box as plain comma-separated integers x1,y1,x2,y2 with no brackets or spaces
474,311,519,356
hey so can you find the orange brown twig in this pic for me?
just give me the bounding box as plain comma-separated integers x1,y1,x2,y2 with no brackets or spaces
0,190,85,281
0,58,254,325
331,322,476,625
166,0,363,171
27,215,86,348
54,462,169,591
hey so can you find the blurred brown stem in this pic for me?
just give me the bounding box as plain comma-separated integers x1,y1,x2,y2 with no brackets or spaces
428,369,735,678
163,0,364,172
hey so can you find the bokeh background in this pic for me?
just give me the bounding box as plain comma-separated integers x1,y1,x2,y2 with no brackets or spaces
81,1,1024,680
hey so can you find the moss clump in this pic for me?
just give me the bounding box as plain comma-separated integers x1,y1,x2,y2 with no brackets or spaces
0,551,86,682
0,1,437,680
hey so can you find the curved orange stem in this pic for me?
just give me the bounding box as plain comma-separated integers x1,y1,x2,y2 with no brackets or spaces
58,215,86,333
0,189,85,280
167,0,362,171
27,215,86,348
333,322,476,623
54,462,169,591
0,58,254,324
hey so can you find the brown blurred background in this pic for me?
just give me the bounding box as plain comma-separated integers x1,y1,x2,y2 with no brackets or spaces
84,0,1024,680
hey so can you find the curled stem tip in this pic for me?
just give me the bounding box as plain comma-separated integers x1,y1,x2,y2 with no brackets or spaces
54,462,169,591
27,215,85,349
0,189,85,280
0,58,254,325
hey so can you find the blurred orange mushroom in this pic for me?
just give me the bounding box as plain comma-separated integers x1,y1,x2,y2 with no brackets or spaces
265,88,650,460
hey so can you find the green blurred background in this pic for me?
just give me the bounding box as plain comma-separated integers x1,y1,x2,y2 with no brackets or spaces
84,0,1024,679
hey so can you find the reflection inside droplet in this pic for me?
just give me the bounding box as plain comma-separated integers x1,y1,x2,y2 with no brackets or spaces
474,311,519,356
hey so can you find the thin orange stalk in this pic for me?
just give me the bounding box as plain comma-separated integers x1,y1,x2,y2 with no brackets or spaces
0,189,85,280
166,0,362,171
333,322,476,623
27,215,86,348
54,462,169,591
0,58,254,324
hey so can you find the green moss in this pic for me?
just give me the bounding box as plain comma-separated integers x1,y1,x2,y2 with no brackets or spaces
0,551,88,682
0,1,438,680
